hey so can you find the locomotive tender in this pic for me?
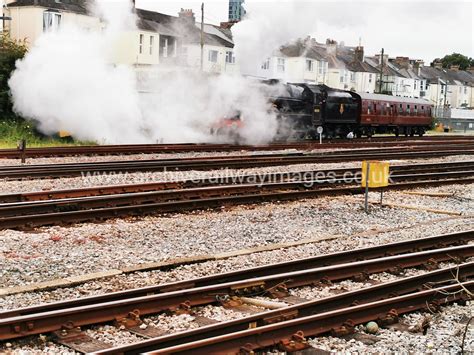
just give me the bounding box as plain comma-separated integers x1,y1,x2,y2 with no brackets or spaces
271,83,433,139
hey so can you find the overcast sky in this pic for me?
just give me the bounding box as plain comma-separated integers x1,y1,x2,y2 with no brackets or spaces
136,0,473,63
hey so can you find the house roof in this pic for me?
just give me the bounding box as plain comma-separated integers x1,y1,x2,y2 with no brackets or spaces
7,2,233,47
135,9,233,47
279,40,325,61
7,0,91,14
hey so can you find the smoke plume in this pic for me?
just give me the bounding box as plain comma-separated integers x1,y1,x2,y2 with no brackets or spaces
8,0,278,144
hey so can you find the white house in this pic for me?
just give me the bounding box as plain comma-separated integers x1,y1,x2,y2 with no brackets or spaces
253,39,329,84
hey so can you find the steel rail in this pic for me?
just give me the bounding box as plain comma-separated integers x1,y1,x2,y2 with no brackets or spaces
0,169,473,219
2,230,472,320
1,174,473,230
94,262,474,354
148,281,474,354
0,245,472,340
1,148,474,180
0,136,473,158
0,160,472,203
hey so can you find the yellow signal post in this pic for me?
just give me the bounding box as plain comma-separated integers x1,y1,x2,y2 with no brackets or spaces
361,161,390,213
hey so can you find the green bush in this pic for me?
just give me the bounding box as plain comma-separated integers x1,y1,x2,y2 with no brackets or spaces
0,33,27,120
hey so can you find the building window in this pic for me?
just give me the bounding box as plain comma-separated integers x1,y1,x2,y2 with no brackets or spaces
139,34,144,54
149,36,154,55
43,10,61,32
465,86,468,94
261,58,270,70
441,85,444,94
208,50,218,63
369,74,372,83
350,72,355,81
277,58,285,72
226,51,235,64
414,82,417,90
318,62,323,74
306,59,314,72
459,86,462,93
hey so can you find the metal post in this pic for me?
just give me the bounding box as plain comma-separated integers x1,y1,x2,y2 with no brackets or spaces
18,139,26,164
380,189,384,205
378,48,384,94
319,133,322,145
364,162,370,213
200,3,204,72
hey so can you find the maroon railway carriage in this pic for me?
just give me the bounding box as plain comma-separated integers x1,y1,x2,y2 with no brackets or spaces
358,93,433,137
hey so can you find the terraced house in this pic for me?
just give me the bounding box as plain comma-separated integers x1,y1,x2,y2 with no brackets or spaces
3,0,237,74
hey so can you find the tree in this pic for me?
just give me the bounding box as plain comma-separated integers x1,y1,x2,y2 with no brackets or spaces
0,33,27,119
439,53,474,71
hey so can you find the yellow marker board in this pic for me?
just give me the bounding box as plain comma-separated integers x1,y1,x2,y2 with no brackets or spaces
58,131,72,138
361,161,390,188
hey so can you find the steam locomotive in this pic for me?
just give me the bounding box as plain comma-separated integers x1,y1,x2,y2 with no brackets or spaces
271,83,433,139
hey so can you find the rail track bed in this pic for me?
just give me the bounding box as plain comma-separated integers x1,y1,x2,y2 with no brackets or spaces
1,230,473,353
1,135,473,158
0,160,473,229
2,145,474,180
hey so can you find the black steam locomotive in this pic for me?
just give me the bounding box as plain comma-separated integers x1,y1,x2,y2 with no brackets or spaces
271,83,361,139
269,82,433,139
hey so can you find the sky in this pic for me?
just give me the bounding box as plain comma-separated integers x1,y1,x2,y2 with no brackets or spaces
135,0,473,64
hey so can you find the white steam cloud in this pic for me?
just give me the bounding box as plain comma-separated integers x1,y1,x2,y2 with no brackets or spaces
9,0,278,144
232,1,319,77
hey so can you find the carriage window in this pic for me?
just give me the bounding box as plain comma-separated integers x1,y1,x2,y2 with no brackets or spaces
407,105,411,114
399,104,403,114
374,104,377,114
414,105,418,114
368,102,372,114
390,105,394,115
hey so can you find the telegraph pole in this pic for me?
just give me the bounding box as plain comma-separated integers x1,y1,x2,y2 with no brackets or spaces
200,2,204,71
378,48,384,94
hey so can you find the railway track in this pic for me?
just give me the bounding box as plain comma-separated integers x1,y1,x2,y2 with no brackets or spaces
1,231,472,353
1,135,473,158
0,161,473,229
0,160,472,203
1,146,474,180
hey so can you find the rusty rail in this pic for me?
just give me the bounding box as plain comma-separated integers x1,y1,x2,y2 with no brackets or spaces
2,230,472,320
95,262,474,354
0,160,472,203
1,147,474,180
1,245,472,341
148,281,474,354
1,170,473,229
0,136,473,159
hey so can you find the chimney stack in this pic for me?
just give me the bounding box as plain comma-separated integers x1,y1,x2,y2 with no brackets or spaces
354,46,364,62
394,56,410,69
432,60,443,69
178,8,196,25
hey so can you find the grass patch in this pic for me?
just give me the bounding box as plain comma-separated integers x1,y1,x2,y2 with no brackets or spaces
0,119,95,148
